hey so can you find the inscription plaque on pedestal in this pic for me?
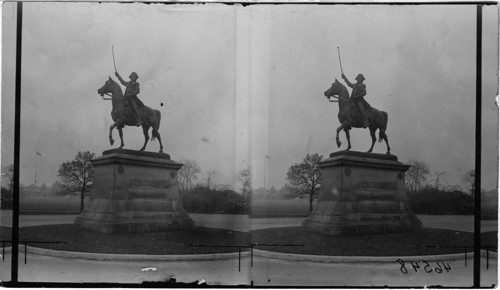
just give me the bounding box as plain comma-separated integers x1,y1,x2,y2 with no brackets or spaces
74,149,194,234
303,151,422,236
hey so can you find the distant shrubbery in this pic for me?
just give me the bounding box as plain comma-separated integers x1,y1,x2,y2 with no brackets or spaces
179,186,249,214
250,199,310,218
1,187,13,209
407,186,473,215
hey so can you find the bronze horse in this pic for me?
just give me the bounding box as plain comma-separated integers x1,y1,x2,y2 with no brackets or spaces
97,77,164,153
324,79,391,154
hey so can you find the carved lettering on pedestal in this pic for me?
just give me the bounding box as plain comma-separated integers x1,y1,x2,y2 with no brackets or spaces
129,178,172,188
357,181,399,190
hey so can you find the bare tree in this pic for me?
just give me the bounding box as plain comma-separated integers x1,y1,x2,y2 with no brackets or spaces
283,153,322,212
238,167,252,197
58,151,95,212
0,164,14,209
1,164,14,192
433,170,449,190
178,159,201,191
268,186,278,200
463,169,475,196
203,169,220,190
405,159,430,192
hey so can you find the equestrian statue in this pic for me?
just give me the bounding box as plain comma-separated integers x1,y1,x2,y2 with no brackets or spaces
96,46,163,153
323,47,390,154
97,74,164,153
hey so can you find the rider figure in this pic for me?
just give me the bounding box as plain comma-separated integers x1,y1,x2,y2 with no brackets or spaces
115,71,143,126
341,73,370,128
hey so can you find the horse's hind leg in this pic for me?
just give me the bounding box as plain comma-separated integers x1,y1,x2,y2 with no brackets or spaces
154,129,164,154
367,127,376,153
344,129,351,151
118,126,124,148
383,131,391,155
139,125,149,151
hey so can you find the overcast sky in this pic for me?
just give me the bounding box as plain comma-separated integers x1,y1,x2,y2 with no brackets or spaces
1,3,498,191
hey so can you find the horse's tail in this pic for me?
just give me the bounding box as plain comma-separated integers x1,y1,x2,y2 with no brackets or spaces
378,111,388,142
151,109,161,141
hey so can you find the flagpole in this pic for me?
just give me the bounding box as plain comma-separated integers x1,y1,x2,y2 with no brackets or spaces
264,155,270,201
264,156,268,204
264,157,267,192
35,152,37,187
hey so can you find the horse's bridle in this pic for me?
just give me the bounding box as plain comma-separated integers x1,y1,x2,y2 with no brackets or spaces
327,95,349,103
101,94,129,101
100,90,128,101
101,92,113,100
99,80,129,101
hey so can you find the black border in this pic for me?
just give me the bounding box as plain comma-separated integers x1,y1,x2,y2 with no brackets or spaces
10,0,23,284
4,1,494,288
473,3,483,288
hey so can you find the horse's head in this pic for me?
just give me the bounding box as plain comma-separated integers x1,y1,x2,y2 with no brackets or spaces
324,79,347,100
97,77,117,97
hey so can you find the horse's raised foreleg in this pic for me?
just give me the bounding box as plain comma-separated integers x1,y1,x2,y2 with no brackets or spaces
109,122,118,146
118,126,124,148
335,125,344,148
139,125,149,151
367,127,376,153
344,129,351,151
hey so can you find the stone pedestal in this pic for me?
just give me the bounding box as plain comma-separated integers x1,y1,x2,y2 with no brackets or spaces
303,151,422,236
74,149,194,234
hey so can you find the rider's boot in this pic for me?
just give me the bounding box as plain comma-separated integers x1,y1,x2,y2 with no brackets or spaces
131,102,143,126
362,112,370,128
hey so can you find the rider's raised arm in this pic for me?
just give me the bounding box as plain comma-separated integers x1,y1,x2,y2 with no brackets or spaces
341,74,354,88
116,73,129,87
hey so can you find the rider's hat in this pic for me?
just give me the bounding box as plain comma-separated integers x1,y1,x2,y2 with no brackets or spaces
355,74,365,81
129,72,139,79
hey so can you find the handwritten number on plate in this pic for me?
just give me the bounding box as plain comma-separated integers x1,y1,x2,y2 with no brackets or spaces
423,261,433,273
410,261,420,272
396,259,408,274
442,261,452,273
434,261,443,273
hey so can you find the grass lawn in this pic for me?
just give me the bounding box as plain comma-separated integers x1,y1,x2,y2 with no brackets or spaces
251,227,498,256
0,225,250,254
481,231,498,251
19,197,84,214
0,225,496,256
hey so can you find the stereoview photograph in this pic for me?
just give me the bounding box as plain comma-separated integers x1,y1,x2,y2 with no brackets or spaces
0,2,498,287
